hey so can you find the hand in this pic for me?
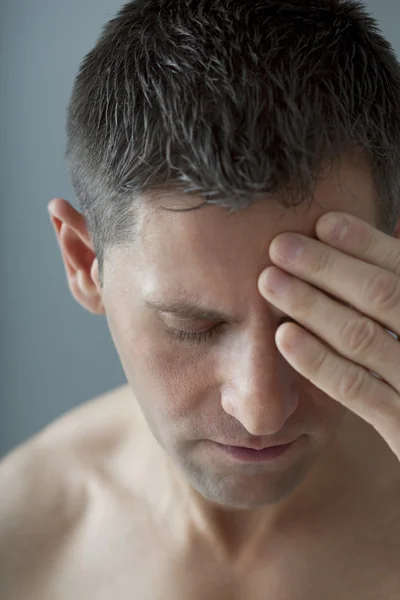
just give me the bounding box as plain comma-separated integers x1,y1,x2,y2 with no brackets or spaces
258,211,400,461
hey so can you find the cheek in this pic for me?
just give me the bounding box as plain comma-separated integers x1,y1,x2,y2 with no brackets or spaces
143,343,216,422
108,308,215,419
302,383,348,441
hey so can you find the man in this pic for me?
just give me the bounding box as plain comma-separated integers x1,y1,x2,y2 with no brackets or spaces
1,0,400,598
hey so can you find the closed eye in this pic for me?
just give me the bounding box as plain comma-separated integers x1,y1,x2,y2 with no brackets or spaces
166,316,296,346
164,322,226,345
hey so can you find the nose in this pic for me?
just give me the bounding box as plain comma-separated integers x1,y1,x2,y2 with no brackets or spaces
220,335,299,436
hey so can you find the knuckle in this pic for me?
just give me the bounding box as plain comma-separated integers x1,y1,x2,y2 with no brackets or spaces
340,316,379,355
339,366,366,401
314,247,334,277
308,342,330,374
294,285,319,315
363,272,400,310
358,223,375,257
384,246,400,277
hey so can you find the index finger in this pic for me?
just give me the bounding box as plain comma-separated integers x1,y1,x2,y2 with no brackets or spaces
316,212,400,277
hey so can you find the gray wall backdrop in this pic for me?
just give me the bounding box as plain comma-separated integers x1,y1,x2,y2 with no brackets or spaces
0,0,398,457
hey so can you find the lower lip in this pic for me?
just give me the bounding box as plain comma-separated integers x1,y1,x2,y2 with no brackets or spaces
215,440,296,462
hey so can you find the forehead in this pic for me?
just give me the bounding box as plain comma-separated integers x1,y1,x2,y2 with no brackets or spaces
141,159,375,245
105,159,377,301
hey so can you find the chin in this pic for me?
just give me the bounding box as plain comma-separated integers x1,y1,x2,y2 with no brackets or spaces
181,450,318,510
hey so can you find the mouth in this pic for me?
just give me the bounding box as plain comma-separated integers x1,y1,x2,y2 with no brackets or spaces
218,439,298,450
214,440,298,462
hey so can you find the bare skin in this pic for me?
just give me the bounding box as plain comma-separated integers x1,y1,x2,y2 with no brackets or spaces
1,158,400,598
0,383,399,600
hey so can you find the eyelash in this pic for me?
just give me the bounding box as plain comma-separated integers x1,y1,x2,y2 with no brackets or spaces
166,317,295,346
166,324,225,345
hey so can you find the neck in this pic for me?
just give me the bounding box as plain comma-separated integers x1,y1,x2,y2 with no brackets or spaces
163,412,383,563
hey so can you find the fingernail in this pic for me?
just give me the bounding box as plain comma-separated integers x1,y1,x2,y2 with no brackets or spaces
272,235,304,263
329,216,350,241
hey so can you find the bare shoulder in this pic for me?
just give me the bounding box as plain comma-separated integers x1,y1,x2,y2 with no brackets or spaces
0,383,138,596
0,382,137,474
0,383,137,505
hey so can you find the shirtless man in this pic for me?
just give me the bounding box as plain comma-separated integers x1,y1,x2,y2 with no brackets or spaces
1,1,400,598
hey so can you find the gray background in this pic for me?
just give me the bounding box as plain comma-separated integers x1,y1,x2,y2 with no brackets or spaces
0,0,398,457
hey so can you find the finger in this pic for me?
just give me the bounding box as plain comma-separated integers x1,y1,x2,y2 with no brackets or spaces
259,266,400,392
316,211,400,276
276,321,400,458
269,232,400,343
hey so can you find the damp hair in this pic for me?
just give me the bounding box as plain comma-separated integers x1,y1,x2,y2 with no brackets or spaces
65,0,400,287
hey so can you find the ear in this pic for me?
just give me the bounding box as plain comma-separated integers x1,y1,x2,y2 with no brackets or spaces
47,198,105,315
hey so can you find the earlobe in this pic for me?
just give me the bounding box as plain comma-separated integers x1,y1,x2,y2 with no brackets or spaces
71,262,105,315
76,267,106,315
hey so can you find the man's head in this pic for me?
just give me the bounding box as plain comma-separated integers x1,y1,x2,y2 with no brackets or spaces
52,0,400,509
65,0,400,289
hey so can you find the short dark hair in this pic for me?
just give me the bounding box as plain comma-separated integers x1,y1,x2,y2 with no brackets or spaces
66,0,400,288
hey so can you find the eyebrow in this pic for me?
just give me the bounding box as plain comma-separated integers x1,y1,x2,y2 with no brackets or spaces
144,298,231,321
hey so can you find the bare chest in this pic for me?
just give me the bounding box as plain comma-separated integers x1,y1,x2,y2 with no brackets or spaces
35,545,400,600
34,506,400,600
